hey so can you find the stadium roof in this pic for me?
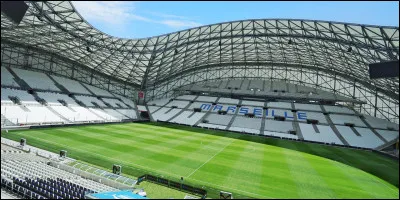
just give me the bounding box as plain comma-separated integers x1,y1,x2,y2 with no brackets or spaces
1,1,399,122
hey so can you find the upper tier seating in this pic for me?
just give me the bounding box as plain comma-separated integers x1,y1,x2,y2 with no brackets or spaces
375,130,399,142
102,109,128,120
240,80,250,90
297,85,315,93
294,103,322,112
1,67,19,87
1,88,39,104
267,102,292,109
203,81,221,88
74,95,107,107
218,97,239,104
171,111,205,126
1,88,13,104
230,116,261,130
323,105,355,114
82,83,114,97
300,124,344,145
241,100,264,107
152,108,182,121
205,114,233,126
225,80,242,89
329,114,367,127
264,120,293,133
101,98,126,108
148,98,171,106
188,102,210,110
116,109,137,119
164,100,190,108
113,94,136,108
248,80,264,90
147,106,160,114
272,81,287,92
336,126,384,148
176,95,197,101
196,96,217,102
51,75,91,94
36,92,77,105
304,112,328,124
137,105,147,112
236,106,264,117
12,68,60,91
363,115,399,131
265,109,295,120
210,104,237,114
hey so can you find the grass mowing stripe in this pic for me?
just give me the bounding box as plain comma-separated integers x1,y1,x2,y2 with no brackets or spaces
6,131,268,198
186,139,233,178
56,128,210,167
3,122,398,199
282,146,336,198
328,159,379,198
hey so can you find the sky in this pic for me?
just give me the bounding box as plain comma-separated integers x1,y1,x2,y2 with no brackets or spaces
72,1,399,39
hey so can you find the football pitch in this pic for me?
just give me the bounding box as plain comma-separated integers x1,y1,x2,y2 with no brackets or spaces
2,122,399,199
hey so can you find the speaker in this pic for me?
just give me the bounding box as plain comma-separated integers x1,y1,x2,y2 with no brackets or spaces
20,138,26,146
288,130,297,135
274,116,285,121
194,108,201,112
112,164,122,175
369,60,399,79
27,89,35,94
60,150,67,158
140,111,150,118
220,191,232,199
306,119,319,124
344,123,355,127
1,1,29,25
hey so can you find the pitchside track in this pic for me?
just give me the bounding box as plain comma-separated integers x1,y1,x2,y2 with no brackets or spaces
2,122,399,199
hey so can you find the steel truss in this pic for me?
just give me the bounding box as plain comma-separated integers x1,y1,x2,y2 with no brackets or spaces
1,41,137,99
0,1,398,123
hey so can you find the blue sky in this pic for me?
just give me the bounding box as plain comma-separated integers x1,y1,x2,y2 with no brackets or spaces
72,1,399,39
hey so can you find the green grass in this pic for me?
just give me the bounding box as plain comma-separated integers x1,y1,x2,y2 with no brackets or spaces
2,122,398,199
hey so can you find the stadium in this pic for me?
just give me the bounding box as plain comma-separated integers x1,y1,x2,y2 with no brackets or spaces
1,1,399,199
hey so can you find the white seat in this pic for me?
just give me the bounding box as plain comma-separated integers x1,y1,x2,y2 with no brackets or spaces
12,68,60,91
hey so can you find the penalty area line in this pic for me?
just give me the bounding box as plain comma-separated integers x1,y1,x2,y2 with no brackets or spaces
8,136,274,199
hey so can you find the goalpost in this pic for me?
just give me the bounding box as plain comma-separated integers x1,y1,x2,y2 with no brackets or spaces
220,191,233,199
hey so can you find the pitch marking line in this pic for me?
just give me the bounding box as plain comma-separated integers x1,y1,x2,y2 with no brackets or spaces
330,153,398,194
186,140,233,178
16,136,271,198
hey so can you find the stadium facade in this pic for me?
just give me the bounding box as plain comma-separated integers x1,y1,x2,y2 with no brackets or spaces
1,1,398,124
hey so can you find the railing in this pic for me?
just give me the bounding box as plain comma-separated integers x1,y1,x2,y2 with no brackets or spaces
69,162,137,189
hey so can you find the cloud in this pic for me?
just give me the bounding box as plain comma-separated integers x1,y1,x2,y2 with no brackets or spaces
145,11,191,20
160,20,202,28
71,1,202,35
72,1,147,25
